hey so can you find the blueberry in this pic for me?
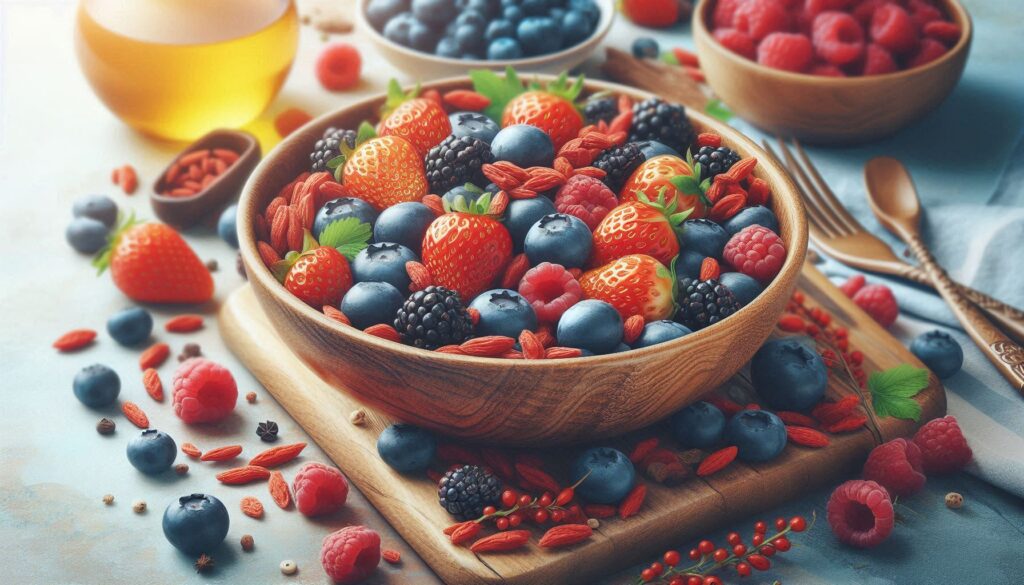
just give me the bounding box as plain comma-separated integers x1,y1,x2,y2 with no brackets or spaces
568,0,600,24
468,289,538,338
217,204,239,248
313,197,379,240
461,52,485,60
126,429,177,475
670,401,726,448
723,205,779,235
341,281,406,329
485,19,516,42
352,242,418,291
377,423,437,473
73,364,120,408
383,11,417,45
504,196,556,251
409,19,442,52
561,10,593,47
412,0,456,26
719,272,762,306
467,0,501,17
633,320,692,348
570,447,635,504
503,5,524,21
611,342,632,353
436,36,462,57
488,37,524,59
521,0,549,15
66,217,109,254
635,140,681,160
449,112,501,144
726,410,788,463
517,16,561,55
455,9,487,28
374,202,435,254
106,307,154,346
367,0,410,30
524,213,592,268
911,330,963,378
162,494,230,555
72,194,118,227
454,23,486,53
549,7,566,22
556,299,623,354
679,219,730,259
632,37,660,59
751,338,828,410
675,249,705,280
491,124,555,168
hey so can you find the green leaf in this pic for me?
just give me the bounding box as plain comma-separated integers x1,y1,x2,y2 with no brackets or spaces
660,51,680,66
318,217,371,260
471,67,525,123
669,175,703,196
325,155,345,171
704,98,734,122
869,364,929,421
356,121,377,145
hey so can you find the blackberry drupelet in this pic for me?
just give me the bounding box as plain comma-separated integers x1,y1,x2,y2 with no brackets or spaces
437,465,502,521
693,146,741,181
592,142,645,192
628,98,696,155
424,134,494,195
676,278,742,330
310,127,357,173
394,286,474,350
583,95,618,126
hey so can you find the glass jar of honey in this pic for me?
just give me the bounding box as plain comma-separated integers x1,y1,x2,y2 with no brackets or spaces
75,0,299,141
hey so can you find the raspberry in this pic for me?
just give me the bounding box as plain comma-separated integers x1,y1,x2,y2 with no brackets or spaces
172,358,238,424
293,462,350,517
316,43,362,92
838,273,865,297
912,415,973,474
870,4,919,55
907,38,947,68
862,438,926,496
851,0,888,25
851,284,898,327
734,0,791,41
554,175,619,231
713,0,746,28
908,0,943,30
810,63,846,76
321,525,381,584
804,0,852,20
713,28,758,60
722,225,787,283
757,32,814,72
862,43,898,75
812,11,865,65
826,480,894,548
923,20,961,45
518,262,584,323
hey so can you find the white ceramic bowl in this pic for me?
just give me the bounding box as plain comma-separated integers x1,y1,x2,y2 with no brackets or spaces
356,0,615,78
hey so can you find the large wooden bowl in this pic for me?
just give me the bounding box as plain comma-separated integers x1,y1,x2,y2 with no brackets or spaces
693,0,972,144
238,76,807,446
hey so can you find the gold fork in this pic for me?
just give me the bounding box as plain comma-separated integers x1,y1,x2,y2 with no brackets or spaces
763,137,1024,345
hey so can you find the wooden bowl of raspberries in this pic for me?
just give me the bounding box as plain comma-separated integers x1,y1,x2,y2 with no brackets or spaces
693,0,972,144
237,72,807,446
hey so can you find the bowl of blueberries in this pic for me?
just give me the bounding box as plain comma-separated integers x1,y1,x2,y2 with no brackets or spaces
358,0,614,78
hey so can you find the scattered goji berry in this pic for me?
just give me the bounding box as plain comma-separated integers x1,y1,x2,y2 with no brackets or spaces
249,443,307,468
268,470,292,508
121,401,149,429
165,314,204,333
240,496,264,519
201,445,243,462
618,483,647,519
538,524,593,548
53,329,96,352
697,446,738,477
139,342,170,370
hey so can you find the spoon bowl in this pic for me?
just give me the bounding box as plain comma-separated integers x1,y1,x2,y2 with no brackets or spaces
864,156,922,235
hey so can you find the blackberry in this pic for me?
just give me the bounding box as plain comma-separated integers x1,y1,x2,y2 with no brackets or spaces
583,95,618,126
394,285,474,350
676,278,741,330
592,142,645,192
424,134,494,195
628,98,696,155
437,464,502,521
309,127,357,173
692,146,741,181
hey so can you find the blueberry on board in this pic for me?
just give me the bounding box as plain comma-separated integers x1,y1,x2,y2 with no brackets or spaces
313,197,379,240
633,320,692,348
468,289,538,338
634,140,681,161
373,202,435,254
503,5,525,21
911,330,963,378
72,194,118,227
556,299,623,354
516,16,561,55
504,196,556,252
488,37,524,59
719,272,762,307
570,447,636,504
412,0,456,26
723,205,779,235
217,204,239,248
675,249,705,280
561,10,593,47
352,242,418,291
679,218,730,259
468,0,502,18
126,429,177,475
66,217,109,254
341,281,406,329
383,12,417,45
436,36,462,57
107,307,154,346
524,213,593,268
490,124,555,168
750,338,828,410
726,410,787,463
162,494,230,555
73,364,121,407
632,37,660,59
409,19,442,52
485,19,516,43
449,112,501,144
670,401,726,448
521,0,549,15
377,423,437,473
367,0,410,30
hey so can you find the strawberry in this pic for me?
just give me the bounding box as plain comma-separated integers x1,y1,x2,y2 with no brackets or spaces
421,193,513,301
273,223,370,308
591,190,693,266
378,80,451,156
473,69,584,151
621,155,709,218
579,254,676,321
329,123,428,211
623,0,681,28
94,216,213,304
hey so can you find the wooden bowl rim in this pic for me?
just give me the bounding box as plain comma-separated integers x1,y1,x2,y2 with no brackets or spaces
238,75,808,368
693,0,972,86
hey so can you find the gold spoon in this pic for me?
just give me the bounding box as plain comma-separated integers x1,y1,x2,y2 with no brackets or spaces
864,157,1024,393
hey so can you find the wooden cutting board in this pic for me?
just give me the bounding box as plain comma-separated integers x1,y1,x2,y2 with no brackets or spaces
219,264,944,585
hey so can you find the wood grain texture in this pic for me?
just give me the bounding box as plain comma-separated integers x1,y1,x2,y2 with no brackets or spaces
219,264,945,585
236,76,808,446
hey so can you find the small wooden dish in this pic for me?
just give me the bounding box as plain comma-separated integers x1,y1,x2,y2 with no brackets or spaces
692,0,972,144
150,129,261,229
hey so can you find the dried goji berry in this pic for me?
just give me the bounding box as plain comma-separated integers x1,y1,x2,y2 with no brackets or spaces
268,470,292,508
538,524,593,548
201,445,243,462
697,446,738,477
249,443,307,467
460,336,516,357
121,401,150,428
216,466,271,485
165,314,204,333
139,342,170,370
142,368,164,402
618,483,647,519
53,329,96,352
240,496,264,519
469,530,531,553
785,426,830,448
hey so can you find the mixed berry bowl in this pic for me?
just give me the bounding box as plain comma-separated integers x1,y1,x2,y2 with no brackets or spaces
237,74,807,446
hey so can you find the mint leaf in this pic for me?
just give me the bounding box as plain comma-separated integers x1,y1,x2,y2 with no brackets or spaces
318,217,371,260
704,98,734,122
869,364,929,421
